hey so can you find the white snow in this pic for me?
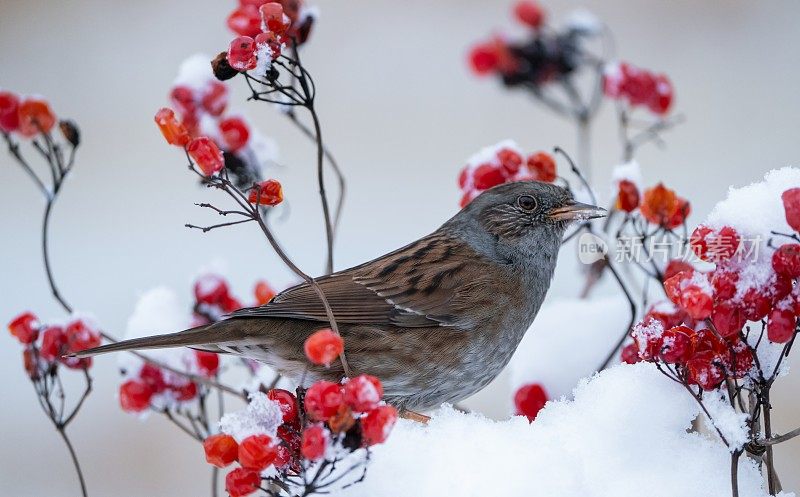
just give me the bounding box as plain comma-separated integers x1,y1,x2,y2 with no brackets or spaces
509,296,632,401
341,363,779,497
565,9,602,35
464,139,522,169
172,53,215,91
701,389,751,451
611,160,643,191
219,392,284,442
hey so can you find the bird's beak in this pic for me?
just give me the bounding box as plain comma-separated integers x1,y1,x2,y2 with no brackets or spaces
548,201,607,222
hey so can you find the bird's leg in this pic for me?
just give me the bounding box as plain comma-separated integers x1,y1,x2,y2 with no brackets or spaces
400,409,431,424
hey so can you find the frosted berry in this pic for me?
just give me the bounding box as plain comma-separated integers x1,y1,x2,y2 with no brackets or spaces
620,343,641,364
238,434,278,470
247,179,284,206
301,424,328,461
472,163,506,190
139,363,167,394
203,434,239,468
225,467,261,497
267,388,298,423
711,269,738,301
201,81,229,117
615,180,639,213
782,188,800,232
254,280,276,305
741,288,772,322
497,148,523,175
689,225,712,261
39,326,66,361
0,91,20,132
227,5,263,38
188,136,225,176
772,244,800,278
686,351,725,390
680,285,713,320
227,36,258,72
513,383,548,421
663,259,693,281
195,351,220,376
17,97,56,137
767,307,796,343
8,311,39,344
361,405,399,445
513,1,545,28
658,326,693,363
119,380,153,412
526,152,556,182
711,301,746,338
708,226,740,261
343,374,383,412
304,381,343,421
194,274,230,305
303,328,344,366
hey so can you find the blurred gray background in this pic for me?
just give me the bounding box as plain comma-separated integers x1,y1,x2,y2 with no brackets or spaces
1,0,799,495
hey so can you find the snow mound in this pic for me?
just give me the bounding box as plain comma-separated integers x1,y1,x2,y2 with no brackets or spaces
343,364,779,497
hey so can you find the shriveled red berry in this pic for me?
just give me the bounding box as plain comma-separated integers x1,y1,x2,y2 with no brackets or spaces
711,301,746,338
201,81,229,117
781,188,800,232
247,179,284,206
227,5,263,37
472,163,506,190
497,148,523,175
139,363,167,393
620,342,641,364
301,424,328,461
513,1,545,28
267,388,298,423
227,36,258,72
772,244,800,278
659,325,694,363
711,269,738,301
526,152,556,182
513,383,548,421
615,180,639,213
195,351,220,376
254,280,276,305
225,467,261,497
194,274,230,305
686,351,725,390
39,326,66,361
663,260,693,281
767,307,796,343
303,328,344,366
728,339,754,379
17,97,56,137
23,348,39,379
361,405,398,445
188,136,225,176
8,311,39,344
304,381,343,421
0,91,20,132
119,380,153,412
468,43,499,75
203,434,239,468
343,374,383,412
219,116,250,152
238,434,278,470
663,270,692,304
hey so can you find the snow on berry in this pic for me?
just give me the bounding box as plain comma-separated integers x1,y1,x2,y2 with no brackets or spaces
781,187,800,232
303,328,344,366
7,311,40,344
219,392,284,442
301,424,329,461
227,36,259,72
343,375,384,412
631,317,665,361
238,434,278,471
361,405,398,446
513,383,548,421
266,388,299,424
304,380,344,421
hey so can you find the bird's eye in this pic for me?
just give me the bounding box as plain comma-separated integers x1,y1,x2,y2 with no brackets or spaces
517,195,537,211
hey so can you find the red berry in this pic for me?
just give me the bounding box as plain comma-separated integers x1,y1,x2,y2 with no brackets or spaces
782,188,800,232
513,1,545,28
238,434,278,470
225,467,261,497
708,226,740,261
497,148,523,175
659,325,694,363
711,301,746,338
139,363,167,393
472,163,506,190
196,351,220,377
188,136,225,176
728,339,754,379
343,374,383,412
361,405,398,445
767,307,796,343
219,116,250,152
119,380,154,412
526,152,556,182
680,284,713,320
741,288,772,321
665,197,691,229
61,319,101,369
23,348,39,379
17,98,56,137
711,269,738,301
301,424,328,461
172,381,199,401
227,36,258,72
458,167,470,190
460,189,478,208
260,2,290,35
154,108,190,147
686,351,725,391
227,5,263,37
304,381,343,421
194,274,230,305
621,66,657,107
615,180,640,213
203,434,239,468
8,311,39,344
201,82,229,117
648,74,673,115
641,183,679,227
169,86,196,117
255,32,282,60
772,244,800,278
689,225,713,261
663,270,692,304
254,280,276,305
663,260,693,281
267,388,298,423
303,328,344,366
620,343,641,364
247,179,284,206
39,326,66,361
468,43,499,75
0,91,20,132
513,383,548,421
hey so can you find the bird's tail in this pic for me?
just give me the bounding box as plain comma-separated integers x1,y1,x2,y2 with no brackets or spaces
69,324,225,359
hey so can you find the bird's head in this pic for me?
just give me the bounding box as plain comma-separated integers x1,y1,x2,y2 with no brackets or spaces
448,181,606,258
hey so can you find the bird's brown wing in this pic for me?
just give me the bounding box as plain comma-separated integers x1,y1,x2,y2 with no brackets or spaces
228,232,496,328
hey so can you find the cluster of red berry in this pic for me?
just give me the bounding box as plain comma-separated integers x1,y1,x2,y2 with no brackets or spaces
603,62,674,116
0,91,78,144
8,313,102,378
621,188,800,390
226,0,314,75
513,382,549,421
458,142,557,207
615,181,691,229
203,328,398,497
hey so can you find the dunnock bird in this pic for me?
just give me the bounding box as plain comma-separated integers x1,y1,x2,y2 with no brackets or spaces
75,181,605,412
